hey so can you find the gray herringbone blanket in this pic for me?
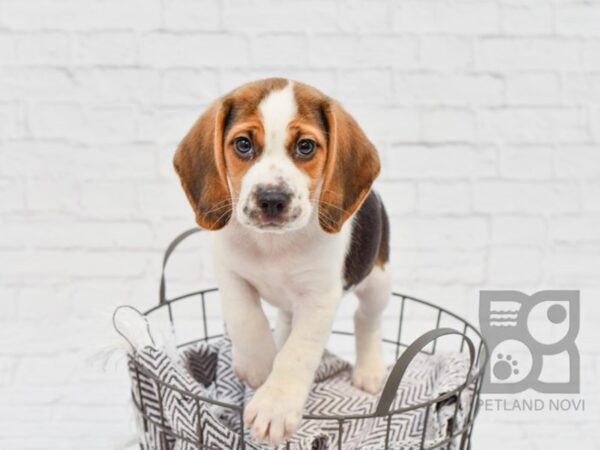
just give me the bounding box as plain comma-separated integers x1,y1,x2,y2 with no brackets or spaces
129,337,472,450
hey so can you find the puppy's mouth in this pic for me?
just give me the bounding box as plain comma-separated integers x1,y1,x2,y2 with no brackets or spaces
256,221,286,230
239,205,307,233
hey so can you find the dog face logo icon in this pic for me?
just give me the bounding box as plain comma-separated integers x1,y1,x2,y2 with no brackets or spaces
479,290,580,394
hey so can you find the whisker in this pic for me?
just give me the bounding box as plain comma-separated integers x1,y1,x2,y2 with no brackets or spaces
317,210,337,228
317,200,350,215
213,206,233,226
201,196,240,216
319,188,343,198
202,203,233,216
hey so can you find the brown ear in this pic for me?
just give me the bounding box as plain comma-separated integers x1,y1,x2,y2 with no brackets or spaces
173,100,232,230
319,102,380,233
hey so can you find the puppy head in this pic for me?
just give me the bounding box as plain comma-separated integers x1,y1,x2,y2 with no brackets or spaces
174,78,380,233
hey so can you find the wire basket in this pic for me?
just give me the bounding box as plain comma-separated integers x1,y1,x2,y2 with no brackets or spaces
115,229,489,450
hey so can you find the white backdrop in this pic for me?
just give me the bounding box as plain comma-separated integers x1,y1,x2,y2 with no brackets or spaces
0,0,599,448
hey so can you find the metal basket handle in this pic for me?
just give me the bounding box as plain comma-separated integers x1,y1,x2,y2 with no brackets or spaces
375,328,476,416
159,227,202,305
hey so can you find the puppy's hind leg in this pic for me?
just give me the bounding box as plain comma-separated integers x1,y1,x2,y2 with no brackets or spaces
353,266,391,394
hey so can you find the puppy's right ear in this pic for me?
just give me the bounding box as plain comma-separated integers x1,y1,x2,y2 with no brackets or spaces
173,100,232,230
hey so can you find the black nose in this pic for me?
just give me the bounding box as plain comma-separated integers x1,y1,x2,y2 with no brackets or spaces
256,190,290,218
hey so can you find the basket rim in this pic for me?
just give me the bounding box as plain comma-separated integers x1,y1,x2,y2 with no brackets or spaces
127,288,489,422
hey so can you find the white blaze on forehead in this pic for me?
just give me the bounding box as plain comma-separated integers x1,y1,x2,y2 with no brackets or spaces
236,81,313,230
258,82,297,157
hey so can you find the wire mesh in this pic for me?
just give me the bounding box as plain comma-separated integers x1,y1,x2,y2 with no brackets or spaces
118,229,489,450
123,289,488,450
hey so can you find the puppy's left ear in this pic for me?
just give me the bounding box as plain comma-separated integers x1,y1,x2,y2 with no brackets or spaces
319,101,380,233
173,100,232,230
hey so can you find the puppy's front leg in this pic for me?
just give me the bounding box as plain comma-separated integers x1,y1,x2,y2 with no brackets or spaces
218,268,276,389
244,286,341,446
274,309,292,350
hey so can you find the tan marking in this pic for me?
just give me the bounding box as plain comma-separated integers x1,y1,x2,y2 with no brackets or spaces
174,78,380,233
319,102,380,233
173,101,231,230
288,83,332,201
223,117,264,199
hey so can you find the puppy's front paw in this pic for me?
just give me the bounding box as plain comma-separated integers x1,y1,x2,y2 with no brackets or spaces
353,360,387,394
243,381,305,446
233,350,274,389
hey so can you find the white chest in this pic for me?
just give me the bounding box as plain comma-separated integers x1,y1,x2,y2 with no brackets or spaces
212,219,352,311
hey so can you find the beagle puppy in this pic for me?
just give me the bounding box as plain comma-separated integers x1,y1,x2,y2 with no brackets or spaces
174,78,390,446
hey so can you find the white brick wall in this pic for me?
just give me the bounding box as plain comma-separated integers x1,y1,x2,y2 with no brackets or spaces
0,0,599,448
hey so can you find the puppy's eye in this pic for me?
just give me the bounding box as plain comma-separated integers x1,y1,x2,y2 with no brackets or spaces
295,139,316,159
234,137,254,159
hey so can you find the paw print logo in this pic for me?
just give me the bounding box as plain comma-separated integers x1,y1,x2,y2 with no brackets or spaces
480,290,580,394
493,354,519,380
488,339,531,385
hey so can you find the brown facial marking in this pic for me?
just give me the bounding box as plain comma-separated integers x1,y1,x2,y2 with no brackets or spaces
173,100,232,230
289,83,331,201
174,77,380,233
319,101,380,233
174,78,288,230
290,81,381,233
223,118,264,200
221,79,289,202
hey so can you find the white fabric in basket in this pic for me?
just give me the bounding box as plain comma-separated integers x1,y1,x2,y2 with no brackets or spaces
126,335,473,450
